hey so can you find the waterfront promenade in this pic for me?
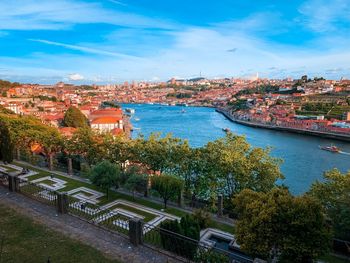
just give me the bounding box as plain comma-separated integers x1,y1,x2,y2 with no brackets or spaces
216,108,350,142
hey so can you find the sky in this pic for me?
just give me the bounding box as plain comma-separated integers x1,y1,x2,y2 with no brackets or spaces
0,0,350,84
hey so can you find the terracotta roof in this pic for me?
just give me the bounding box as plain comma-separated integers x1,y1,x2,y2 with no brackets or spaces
90,108,122,115
91,116,122,124
111,128,123,135
59,127,77,137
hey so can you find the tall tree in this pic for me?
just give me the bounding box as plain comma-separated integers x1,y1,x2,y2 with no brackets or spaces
0,120,14,163
124,173,148,199
200,133,283,202
134,133,190,174
90,160,120,199
151,174,184,209
309,169,350,241
63,106,88,128
65,128,105,166
234,188,331,262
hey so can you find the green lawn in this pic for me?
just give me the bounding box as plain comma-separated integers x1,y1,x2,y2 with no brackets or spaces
0,203,120,263
0,165,18,172
109,203,157,222
11,161,234,233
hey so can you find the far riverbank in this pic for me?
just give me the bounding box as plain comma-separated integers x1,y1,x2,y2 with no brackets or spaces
216,108,350,142
123,103,350,194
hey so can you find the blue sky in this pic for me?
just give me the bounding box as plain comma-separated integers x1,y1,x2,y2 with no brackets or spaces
0,0,350,84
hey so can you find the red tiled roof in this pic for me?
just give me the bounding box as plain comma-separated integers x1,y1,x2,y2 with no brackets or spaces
91,116,122,124
111,128,123,135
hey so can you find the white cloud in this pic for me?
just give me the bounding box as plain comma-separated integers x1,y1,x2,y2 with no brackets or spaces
68,73,84,81
0,0,178,30
29,39,141,59
298,0,350,32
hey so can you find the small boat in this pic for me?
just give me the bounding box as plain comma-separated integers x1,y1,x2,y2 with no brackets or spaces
134,117,140,121
319,145,340,153
181,109,186,113
222,128,231,133
125,108,135,114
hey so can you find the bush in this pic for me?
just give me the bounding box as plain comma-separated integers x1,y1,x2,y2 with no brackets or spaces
159,215,200,260
193,209,212,229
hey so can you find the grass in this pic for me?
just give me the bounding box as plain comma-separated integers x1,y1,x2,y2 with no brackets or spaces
11,161,234,233
0,203,120,263
0,165,17,172
109,203,157,222
37,179,57,186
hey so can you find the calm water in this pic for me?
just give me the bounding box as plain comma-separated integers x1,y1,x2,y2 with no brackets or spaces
122,104,350,195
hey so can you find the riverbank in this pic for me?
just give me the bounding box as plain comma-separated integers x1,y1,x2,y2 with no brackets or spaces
216,108,350,142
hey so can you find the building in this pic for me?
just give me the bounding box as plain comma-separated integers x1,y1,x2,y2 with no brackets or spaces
90,116,123,132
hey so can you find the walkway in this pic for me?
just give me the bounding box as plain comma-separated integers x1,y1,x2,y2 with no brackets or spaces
0,187,181,263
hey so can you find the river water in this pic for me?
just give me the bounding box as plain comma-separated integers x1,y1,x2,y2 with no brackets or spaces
122,104,350,195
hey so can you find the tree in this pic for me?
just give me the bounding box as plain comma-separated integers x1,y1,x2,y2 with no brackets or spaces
39,127,63,170
124,173,148,199
151,174,183,208
65,128,105,166
90,160,120,199
107,135,135,169
63,106,88,128
134,133,190,174
234,188,331,262
0,120,14,163
309,169,350,241
199,133,283,203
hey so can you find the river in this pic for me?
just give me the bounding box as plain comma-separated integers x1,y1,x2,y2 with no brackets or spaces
122,103,350,195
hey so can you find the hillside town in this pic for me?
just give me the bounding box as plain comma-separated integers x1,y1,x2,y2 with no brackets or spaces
1,75,350,137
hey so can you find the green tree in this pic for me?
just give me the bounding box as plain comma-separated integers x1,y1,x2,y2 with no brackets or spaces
234,188,331,262
134,133,190,174
309,169,350,240
90,160,120,199
107,135,135,169
63,106,88,128
124,173,148,199
65,128,105,166
151,174,183,208
199,133,283,203
0,120,14,163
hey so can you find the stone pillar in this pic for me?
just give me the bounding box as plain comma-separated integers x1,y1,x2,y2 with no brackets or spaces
57,192,68,214
217,195,223,217
67,157,73,176
8,175,20,192
129,218,143,246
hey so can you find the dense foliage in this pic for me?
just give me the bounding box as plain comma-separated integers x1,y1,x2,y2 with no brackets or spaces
151,174,184,208
160,215,200,259
309,169,350,241
0,120,14,163
63,106,88,128
89,160,121,199
234,188,331,262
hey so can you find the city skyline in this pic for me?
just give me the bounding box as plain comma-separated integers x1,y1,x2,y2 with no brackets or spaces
0,0,350,84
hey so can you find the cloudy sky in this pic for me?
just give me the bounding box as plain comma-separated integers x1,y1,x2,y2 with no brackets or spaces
0,0,349,84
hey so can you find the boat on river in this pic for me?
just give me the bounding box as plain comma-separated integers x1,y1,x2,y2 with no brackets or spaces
319,145,340,153
125,108,135,114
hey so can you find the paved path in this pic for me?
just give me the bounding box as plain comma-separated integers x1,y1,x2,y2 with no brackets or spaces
0,187,182,263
